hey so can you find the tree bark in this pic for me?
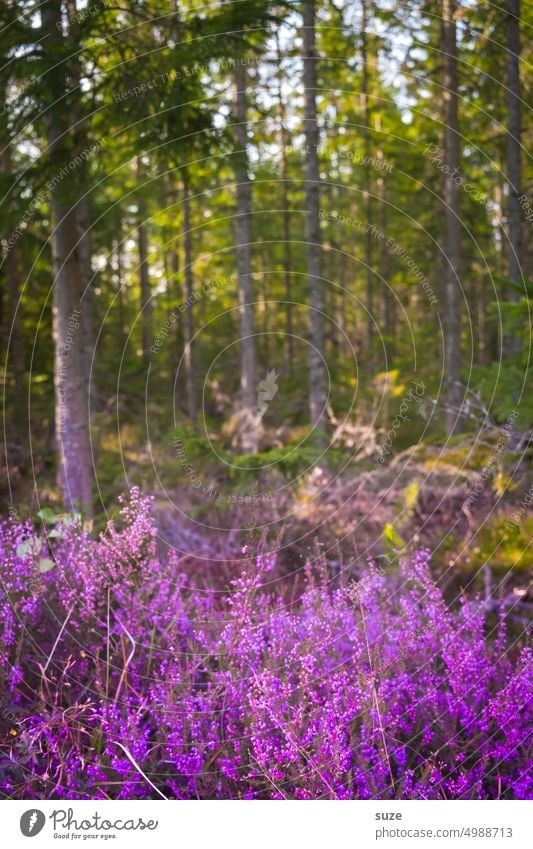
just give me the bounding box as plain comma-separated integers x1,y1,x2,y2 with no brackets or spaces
505,0,522,355
113,235,127,336
442,0,462,435
374,110,394,367
379,186,395,366
275,34,293,369
164,176,182,372
135,158,152,362
65,0,97,407
361,0,375,377
6,242,25,426
76,195,98,408
137,217,152,360
182,167,197,422
42,0,93,515
233,61,258,453
0,108,26,448
302,0,328,438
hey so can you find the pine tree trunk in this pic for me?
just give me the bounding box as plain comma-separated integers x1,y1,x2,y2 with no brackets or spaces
6,244,25,428
164,175,182,371
137,216,152,360
361,0,375,377
505,0,522,355
276,34,293,369
50,201,93,514
134,158,152,364
379,189,395,365
442,0,462,435
0,120,26,451
375,111,394,366
114,236,127,336
64,1,97,408
76,195,98,408
302,0,327,437
233,61,258,453
42,0,93,515
182,168,197,422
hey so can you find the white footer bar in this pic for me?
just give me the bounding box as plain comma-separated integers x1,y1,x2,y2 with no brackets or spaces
3,800,531,848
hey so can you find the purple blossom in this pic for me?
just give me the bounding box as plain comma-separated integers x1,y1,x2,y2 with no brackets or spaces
0,489,531,800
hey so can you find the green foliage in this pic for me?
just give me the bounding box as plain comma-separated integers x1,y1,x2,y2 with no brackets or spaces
466,515,533,575
36,508,81,526
231,443,323,479
382,522,406,565
469,362,533,427
1,0,531,543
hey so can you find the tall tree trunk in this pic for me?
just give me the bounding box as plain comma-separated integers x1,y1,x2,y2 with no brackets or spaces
182,168,197,422
0,112,26,451
302,0,327,437
6,243,25,427
42,0,93,515
380,194,395,366
442,0,462,435
375,112,394,367
323,178,340,366
361,0,375,377
337,244,348,356
137,217,152,360
65,0,97,407
505,0,522,354
233,61,258,453
76,195,97,408
135,159,152,362
164,175,182,371
275,34,293,369
113,236,127,335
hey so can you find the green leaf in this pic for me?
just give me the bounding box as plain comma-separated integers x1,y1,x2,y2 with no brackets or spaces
403,483,419,513
383,522,405,549
36,508,59,524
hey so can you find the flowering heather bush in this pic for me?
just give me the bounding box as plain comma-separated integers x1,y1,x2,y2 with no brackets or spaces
0,488,531,800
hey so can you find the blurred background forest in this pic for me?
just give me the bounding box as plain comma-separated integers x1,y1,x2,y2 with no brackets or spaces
0,0,532,586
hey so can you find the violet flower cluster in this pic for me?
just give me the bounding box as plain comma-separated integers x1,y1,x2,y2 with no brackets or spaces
0,488,531,799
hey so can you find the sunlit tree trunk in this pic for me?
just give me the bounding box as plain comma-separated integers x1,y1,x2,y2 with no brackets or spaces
302,0,327,438
42,0,93,515
442,0,462,435
182,167,197,422
379,194,395,366
135,159,152,362
233,61,258,453
361,0,375,377
113,235,127,336
505,0,522,354
375,111,394,367
164,175,182,374
275,33,293,369
76,196,98,408
65,0,97,407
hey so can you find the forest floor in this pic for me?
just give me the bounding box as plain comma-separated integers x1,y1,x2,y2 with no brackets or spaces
3,413,532,605
153,455,532,597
